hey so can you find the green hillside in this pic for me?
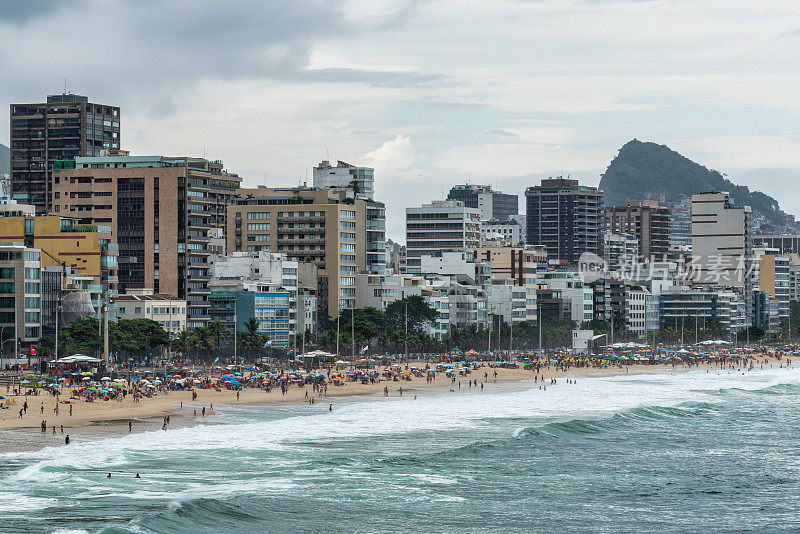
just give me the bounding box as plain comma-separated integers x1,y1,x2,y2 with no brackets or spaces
599,139,793,228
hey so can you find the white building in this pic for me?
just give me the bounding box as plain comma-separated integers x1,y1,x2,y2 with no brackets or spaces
480,219,522,245
114,293,187,337
355,273,423,310
604,232,639,276
691,192,753,323
538,271,594,324
405,200,481,273
210,251,317,339
487,284,527,324
418,250,490,285
313,160,374,199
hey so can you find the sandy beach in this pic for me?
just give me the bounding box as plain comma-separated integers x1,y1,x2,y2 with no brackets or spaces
0,357,780,453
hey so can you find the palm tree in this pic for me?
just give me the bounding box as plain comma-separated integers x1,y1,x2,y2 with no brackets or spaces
237,317,265,354
207,320,227,350
171,330,192,357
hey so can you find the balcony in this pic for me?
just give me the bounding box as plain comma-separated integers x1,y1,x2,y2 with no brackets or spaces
277,214,325,223
277,237,325,245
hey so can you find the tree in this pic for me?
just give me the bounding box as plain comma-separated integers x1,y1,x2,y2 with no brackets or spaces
385,296,438,333
237,317,266,353
171,330,192,357
207,320,227,350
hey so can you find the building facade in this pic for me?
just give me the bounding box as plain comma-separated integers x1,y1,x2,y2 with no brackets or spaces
9,94,120,211
446,184,518,221
0,245,42,361
604,200,670,260
226,188,367,320
313,160,374,199
690,192,753,324
113,293,187,337
525,178,604,264
405,200,481,274
51,154,241,329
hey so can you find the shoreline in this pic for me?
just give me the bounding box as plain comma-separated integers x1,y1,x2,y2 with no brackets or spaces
0,358,781,453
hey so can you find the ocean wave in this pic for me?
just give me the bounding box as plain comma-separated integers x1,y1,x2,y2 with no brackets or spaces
513,400,721,441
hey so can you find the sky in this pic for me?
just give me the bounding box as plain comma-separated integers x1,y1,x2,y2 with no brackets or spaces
2,0,800,241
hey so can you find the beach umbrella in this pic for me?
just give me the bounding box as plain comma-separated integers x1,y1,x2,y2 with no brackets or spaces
82,376,92,381
100,377,111,381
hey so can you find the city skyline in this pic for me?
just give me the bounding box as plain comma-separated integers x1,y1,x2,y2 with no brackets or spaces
3,0,800,240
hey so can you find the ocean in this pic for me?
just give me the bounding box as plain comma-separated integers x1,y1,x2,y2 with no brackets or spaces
2,366,799,533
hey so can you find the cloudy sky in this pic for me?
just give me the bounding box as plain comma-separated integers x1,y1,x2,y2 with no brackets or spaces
2,0,800,240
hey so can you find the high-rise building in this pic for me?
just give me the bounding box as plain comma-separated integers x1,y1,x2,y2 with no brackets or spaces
313,160,374,199
690,191,753,299
9,94,120,211
525,178,603,264
0,245,42,360
604,200,670,260
604,232,639,275
227,187,371,320
447,184,518,221
751,247,790,328
405,200,481,274
51,154,241,329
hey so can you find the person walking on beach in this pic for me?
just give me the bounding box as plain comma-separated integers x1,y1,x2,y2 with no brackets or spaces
60,425,63,434
202,407,206,417
18,409,23,419
329,404,332,412
129,421,132,432
69,404,73,416
399,387,403,396
65,435,70,445
40,402,44,414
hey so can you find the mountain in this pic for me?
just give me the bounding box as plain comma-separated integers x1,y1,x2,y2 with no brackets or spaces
599,139,797,231
0,143,8,176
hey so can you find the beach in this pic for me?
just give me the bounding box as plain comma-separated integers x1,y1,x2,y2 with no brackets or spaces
2,361,799,533
0,355,781,453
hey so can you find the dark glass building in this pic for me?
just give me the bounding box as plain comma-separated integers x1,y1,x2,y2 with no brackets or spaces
9,93,120,211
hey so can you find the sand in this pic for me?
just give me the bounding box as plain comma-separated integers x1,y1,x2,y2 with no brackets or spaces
0,357,777,452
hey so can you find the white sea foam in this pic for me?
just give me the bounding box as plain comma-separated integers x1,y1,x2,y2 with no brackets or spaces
3,366,799,498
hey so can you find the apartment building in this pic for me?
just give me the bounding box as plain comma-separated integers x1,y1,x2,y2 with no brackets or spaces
113,293,187,337
227,187,370,320
525,178,604,264
604,200,670,260
0,245,42,359
447,184,518,221
691,192,754,324
9,94,120,211
313,160,375,199
51,154,241,329
405,200,481,274
209,251,317,343
474,245,546,322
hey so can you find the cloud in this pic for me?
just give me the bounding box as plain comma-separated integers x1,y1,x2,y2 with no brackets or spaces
359,135,417,169
484,129,519,137
435,142,612,178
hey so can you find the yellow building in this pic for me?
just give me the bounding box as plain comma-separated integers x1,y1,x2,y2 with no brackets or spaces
0,216,118,288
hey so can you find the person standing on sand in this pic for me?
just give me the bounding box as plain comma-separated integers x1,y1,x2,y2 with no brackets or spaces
202,407,206,417
65,435,70,445
69,404,73,416
60,425,63,434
